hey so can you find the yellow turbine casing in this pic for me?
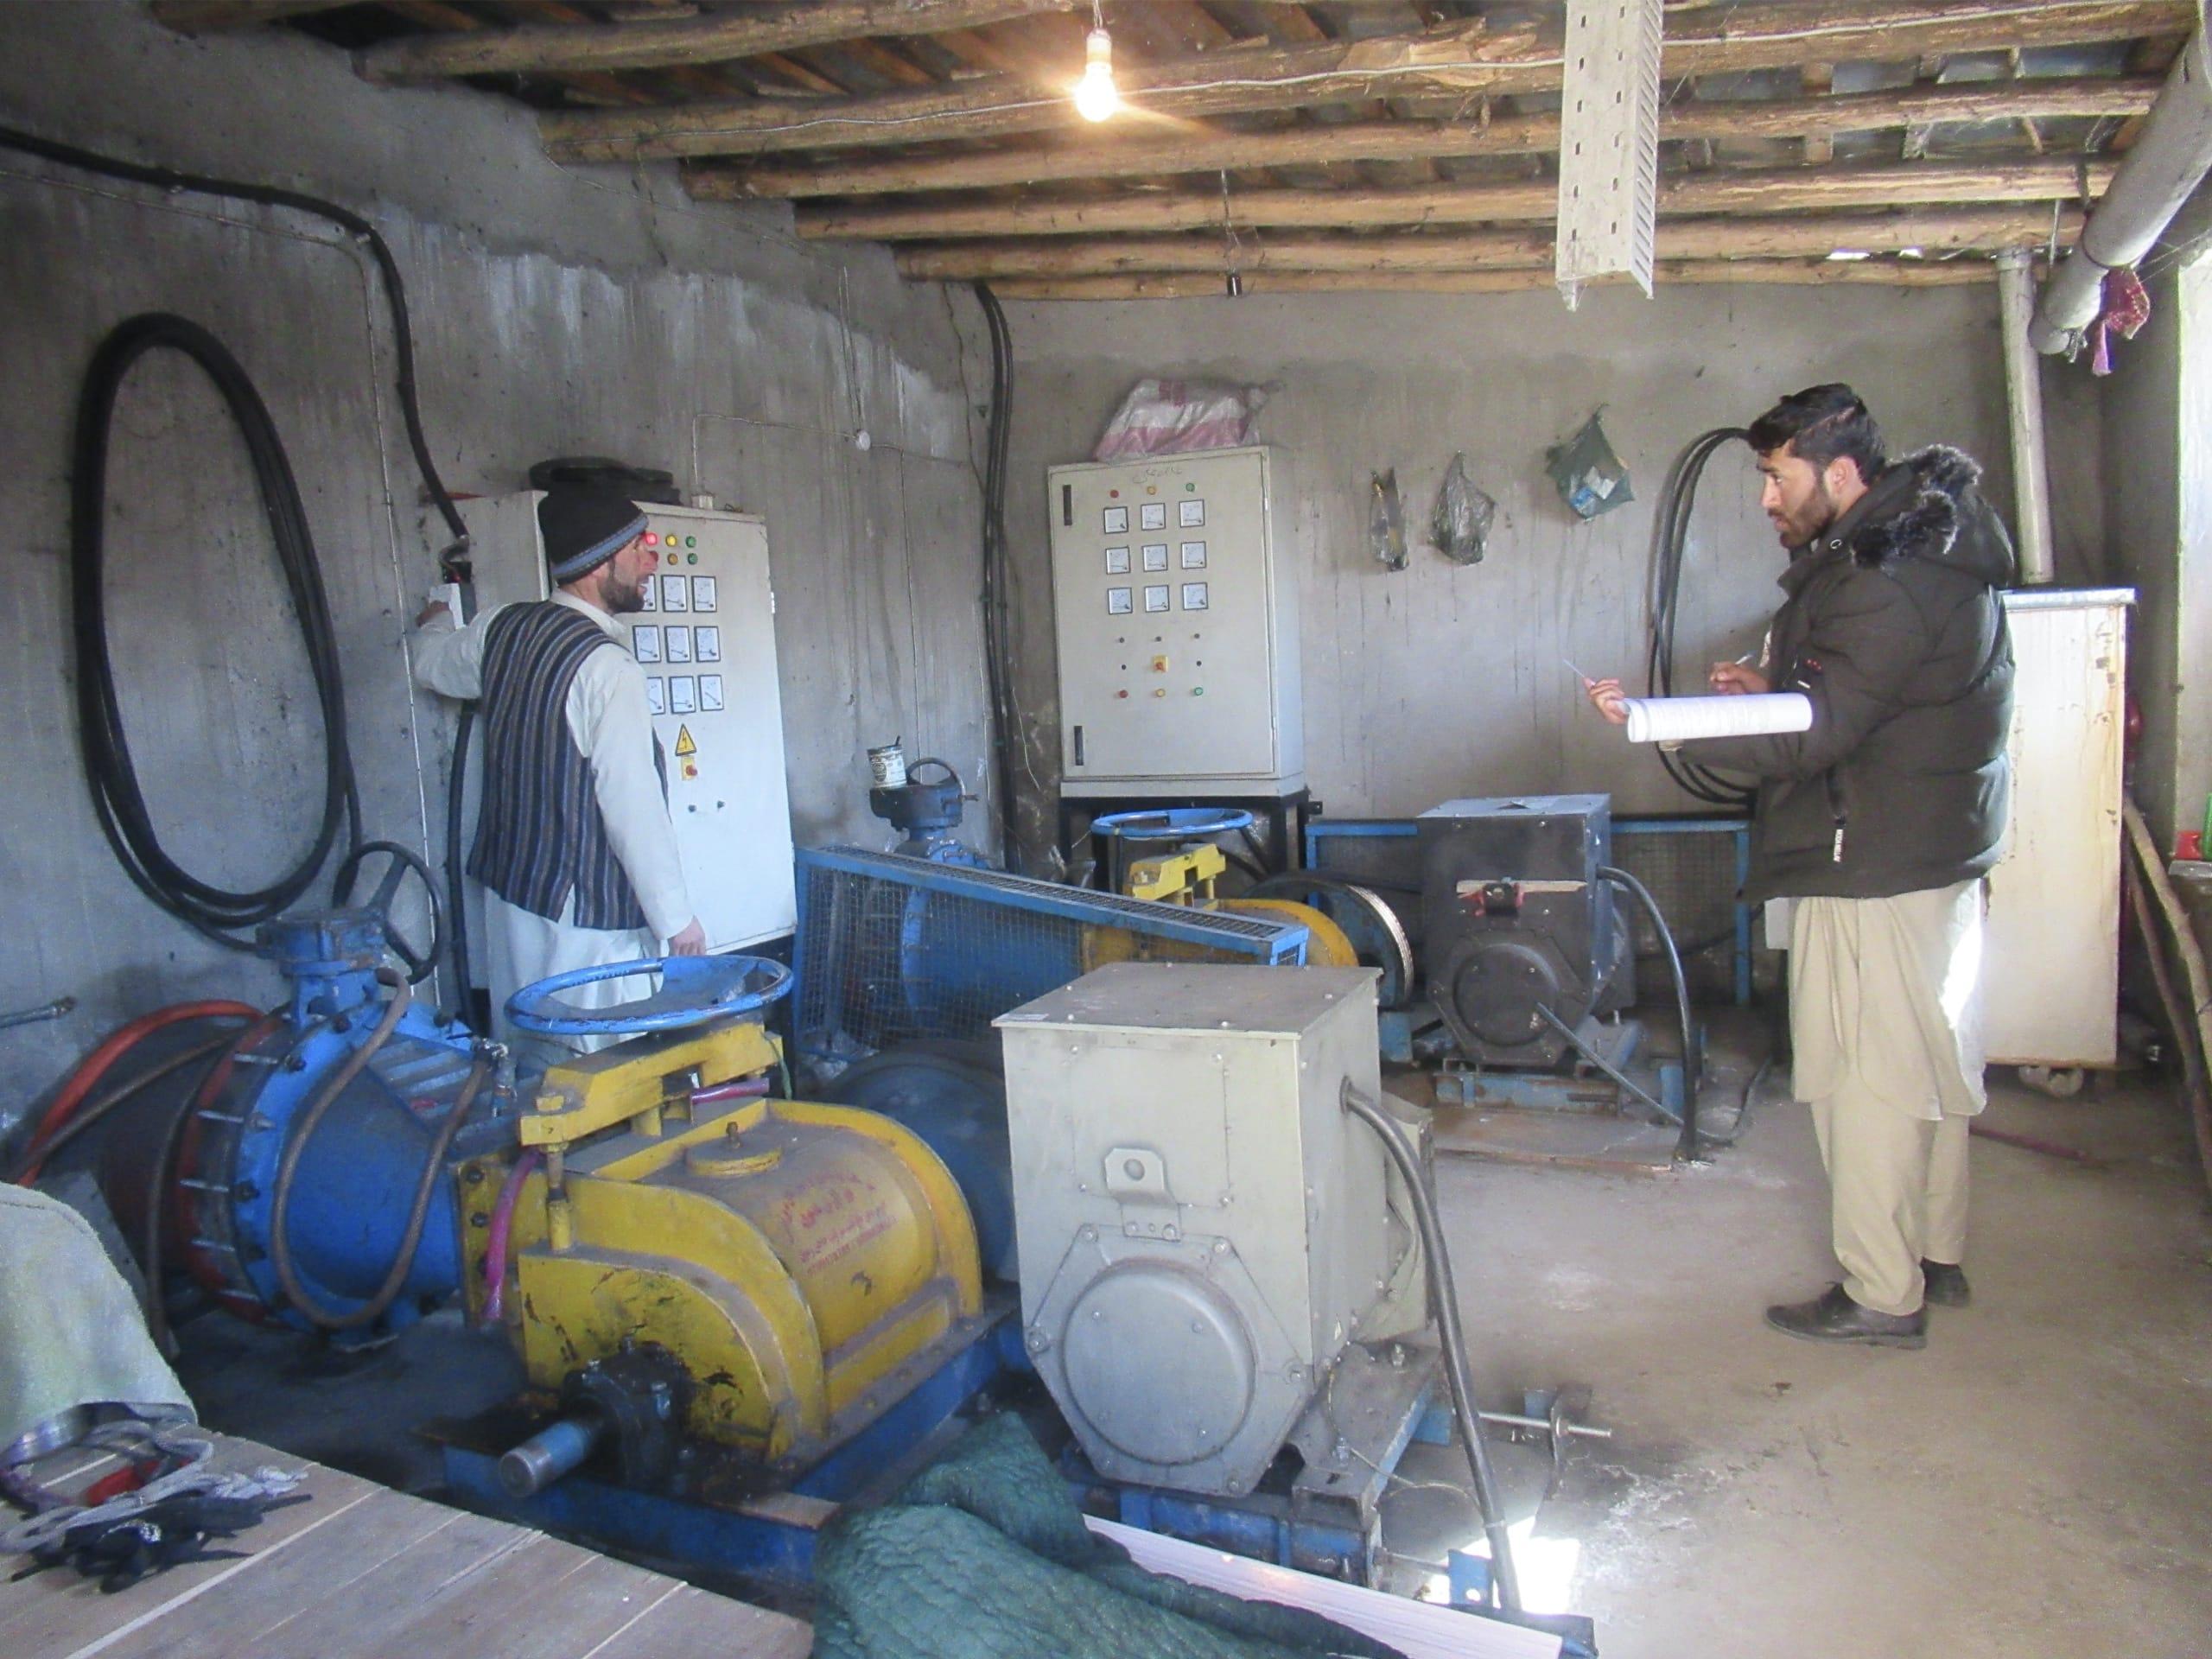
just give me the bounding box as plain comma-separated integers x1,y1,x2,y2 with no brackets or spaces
462,1021,983,1473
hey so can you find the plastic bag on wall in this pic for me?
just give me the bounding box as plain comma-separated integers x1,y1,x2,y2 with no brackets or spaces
1370,469,1408,570
1430,454,1496,565
1093,378,1262,461
1546,411,1634,520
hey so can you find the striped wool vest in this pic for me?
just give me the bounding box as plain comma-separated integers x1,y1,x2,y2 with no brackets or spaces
467,601,661,931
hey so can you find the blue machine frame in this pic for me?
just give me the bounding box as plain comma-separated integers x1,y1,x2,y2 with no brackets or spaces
440,1313,1445,1600
1306,814,1755,1007
441,1315,1030,1587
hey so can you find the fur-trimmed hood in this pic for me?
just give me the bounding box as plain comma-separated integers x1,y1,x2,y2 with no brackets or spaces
1832,444,2015,586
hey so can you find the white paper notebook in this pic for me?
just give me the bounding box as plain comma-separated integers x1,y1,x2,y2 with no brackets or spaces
1620,691,1812,745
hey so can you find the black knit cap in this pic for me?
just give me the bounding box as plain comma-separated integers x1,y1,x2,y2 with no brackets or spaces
540,486,649,582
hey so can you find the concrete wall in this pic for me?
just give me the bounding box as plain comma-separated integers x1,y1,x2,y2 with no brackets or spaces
1003,283,2102,861
0,3,991,1127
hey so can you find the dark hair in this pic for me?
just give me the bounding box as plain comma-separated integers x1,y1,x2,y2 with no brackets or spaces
1747,384,1887,481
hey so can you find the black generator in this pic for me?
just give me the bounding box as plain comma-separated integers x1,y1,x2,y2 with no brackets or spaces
1416,794,1634,1068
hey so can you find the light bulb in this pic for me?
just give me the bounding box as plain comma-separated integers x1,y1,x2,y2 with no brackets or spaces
1074,27,1118,122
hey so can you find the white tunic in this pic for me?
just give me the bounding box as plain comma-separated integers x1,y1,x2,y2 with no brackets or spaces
413,593,693,1055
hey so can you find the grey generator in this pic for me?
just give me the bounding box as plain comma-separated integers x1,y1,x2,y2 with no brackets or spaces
1418,794,1635,1069
995,964,1429,1501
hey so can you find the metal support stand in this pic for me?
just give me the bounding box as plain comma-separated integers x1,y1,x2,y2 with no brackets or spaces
1058,789,1312,887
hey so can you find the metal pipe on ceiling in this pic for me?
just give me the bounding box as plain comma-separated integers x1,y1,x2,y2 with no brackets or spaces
2031,31,2212,353
1999,251,2058,585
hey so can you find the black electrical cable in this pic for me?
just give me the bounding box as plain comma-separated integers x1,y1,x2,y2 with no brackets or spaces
73,314,360,950
445,704,479,1029
1600,865,1701,1158
1338,1082,1522,1614
5,124,475,973
1643,428,1758,810
975,283,1020,867
0,123,469,567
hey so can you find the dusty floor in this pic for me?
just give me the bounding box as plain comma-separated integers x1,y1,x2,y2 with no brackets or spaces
175,1057,2212,1657
1437,1065,2212,1659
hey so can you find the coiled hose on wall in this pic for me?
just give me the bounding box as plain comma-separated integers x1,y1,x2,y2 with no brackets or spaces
1644,428,1758,810
2,124,471,978
72,314,360,950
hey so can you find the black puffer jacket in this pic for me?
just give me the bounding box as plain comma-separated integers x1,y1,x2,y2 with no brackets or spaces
1694,445,2016,905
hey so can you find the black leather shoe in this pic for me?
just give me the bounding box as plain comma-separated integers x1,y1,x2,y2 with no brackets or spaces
1764,1284,1926,1349
1921,1260,1971,1308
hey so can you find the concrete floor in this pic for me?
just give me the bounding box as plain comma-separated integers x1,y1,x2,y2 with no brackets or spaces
1441,1067,2212,1659
175,1058,2212,1657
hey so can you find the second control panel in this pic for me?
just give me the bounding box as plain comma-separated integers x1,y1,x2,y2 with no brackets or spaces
1046,447,1301,795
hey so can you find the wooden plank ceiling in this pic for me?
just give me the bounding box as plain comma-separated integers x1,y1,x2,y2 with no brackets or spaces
159,0,2196,298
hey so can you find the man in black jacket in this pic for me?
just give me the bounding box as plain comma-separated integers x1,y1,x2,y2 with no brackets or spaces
1590,385,2014,1348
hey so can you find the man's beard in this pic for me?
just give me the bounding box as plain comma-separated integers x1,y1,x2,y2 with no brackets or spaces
604,570,648,613
1777,481,1839,548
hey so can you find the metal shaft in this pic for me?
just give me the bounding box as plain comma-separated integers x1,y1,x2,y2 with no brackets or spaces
498,1414,603,1499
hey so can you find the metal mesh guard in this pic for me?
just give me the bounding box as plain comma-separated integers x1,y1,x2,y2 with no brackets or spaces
792,847,1307,1066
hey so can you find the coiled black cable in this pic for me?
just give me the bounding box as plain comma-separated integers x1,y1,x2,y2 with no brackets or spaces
4,123,474,962
73,314,359,949
0,122,468,566
1643,428,1758,810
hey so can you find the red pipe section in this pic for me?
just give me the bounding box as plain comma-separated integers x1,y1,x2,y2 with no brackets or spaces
14,1001,258,1185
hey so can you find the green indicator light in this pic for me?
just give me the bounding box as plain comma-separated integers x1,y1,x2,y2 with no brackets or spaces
688,553,698,564
686,537,696,548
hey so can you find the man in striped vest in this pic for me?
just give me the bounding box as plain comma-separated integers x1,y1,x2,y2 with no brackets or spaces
414,486,702,1054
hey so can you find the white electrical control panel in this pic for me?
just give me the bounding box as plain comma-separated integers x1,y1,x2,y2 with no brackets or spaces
1047,447,1302,797
453,493,797,955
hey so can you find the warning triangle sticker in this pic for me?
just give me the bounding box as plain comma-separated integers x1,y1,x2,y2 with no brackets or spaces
674,724,697,757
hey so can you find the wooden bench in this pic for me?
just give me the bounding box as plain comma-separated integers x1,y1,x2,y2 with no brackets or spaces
0,1431,812,1658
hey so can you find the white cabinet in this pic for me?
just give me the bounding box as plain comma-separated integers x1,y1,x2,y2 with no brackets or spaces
1983,588,2132,1067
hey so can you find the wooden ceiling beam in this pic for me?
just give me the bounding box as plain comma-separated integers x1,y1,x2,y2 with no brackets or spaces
541,2,2190,161
988,260,1999,299
795,157,2115,238
892,205,2077,278
687,77,2154,198
359,1,1080,82
150,0,354,28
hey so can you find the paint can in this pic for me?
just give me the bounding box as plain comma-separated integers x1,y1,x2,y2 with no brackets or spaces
867,739,907,789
